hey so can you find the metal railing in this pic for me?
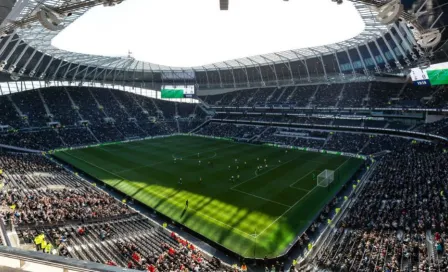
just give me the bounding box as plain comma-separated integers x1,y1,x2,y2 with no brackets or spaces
0,245,141,272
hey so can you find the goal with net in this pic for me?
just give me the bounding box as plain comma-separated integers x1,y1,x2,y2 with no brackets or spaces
317,169,334,187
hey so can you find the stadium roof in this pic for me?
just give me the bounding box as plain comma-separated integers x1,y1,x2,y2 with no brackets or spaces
12,0,389,72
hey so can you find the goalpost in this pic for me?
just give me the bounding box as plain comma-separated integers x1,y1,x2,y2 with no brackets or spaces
317,169,335,187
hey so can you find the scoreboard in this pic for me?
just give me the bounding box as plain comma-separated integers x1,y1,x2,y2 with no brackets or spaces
410,67,430,86
161,85,195,99
410,62,448,86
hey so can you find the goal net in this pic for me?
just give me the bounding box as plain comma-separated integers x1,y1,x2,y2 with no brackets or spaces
317,169,334,187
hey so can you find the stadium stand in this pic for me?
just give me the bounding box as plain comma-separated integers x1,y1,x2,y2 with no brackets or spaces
0,82,448,272
324,133,370,153
313,143,447,271
337,83,369,108
0,152,226,271
312,84,342,107
0,87,201,150
203,82,444,109
0,95,28,128
427,87,448,109
285,85,316,107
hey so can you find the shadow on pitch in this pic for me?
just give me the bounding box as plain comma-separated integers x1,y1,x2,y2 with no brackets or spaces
181,207,187,218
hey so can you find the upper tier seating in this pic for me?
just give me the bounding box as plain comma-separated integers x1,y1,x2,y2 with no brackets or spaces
0,87,201,150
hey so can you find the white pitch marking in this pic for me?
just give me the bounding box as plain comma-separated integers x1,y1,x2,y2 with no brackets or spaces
255,157,352,238
61,151,255,238
231,188,291,208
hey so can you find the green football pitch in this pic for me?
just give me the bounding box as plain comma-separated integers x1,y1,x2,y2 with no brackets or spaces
54,135,363,258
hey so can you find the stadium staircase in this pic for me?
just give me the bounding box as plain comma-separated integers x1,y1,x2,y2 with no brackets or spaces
86,90,126,139
36,90,52,120
229,90,242,105
250,126,273,142
196,95,208,106
266,87,280,104
247,134,259,142
246,88,260,106
307,85,320,107
189,119,210,133
175,119,181,133
174,102,179,117
7,95,28,125
37,89,53,122
286,86,298,102
216,93,228,106
107,89,147,135
86,127,100,143
126,91,152,118
426,230,436,268
58,133,68,146
362,83,372,107
87,88,108,119
334,84,346,108
322,134,333,148
396,80,410,98
150,99,165,120
107,88,131,115
195,95,209,108
359,138,371,154
63,87,84,121
197,102,215,116
426,85,445,106
276,86,291,102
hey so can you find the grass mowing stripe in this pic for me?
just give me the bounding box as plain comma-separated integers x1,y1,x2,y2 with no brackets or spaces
60,150,256,239
115,144,236,174
231,188,292,208
231,158,296,190
289,169,316,189
256,157,353,238
55,136,364,258
61,151,129,182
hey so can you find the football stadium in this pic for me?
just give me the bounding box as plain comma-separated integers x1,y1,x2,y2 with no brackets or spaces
0,0,447,272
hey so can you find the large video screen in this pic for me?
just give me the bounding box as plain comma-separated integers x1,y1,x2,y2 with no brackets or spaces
427,69,448,86
410,62,448,86
161,85,195,99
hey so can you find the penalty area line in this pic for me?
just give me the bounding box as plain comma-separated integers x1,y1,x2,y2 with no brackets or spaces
256,157,354,238
256,186,318,238
289,169,316,189
231,188,291,208
231,158,296,190
254,164,280,177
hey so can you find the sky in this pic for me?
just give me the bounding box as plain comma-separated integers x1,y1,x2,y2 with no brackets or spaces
51,0,365,68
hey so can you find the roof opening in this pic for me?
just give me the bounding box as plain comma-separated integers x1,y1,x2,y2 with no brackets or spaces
51,0,365,68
